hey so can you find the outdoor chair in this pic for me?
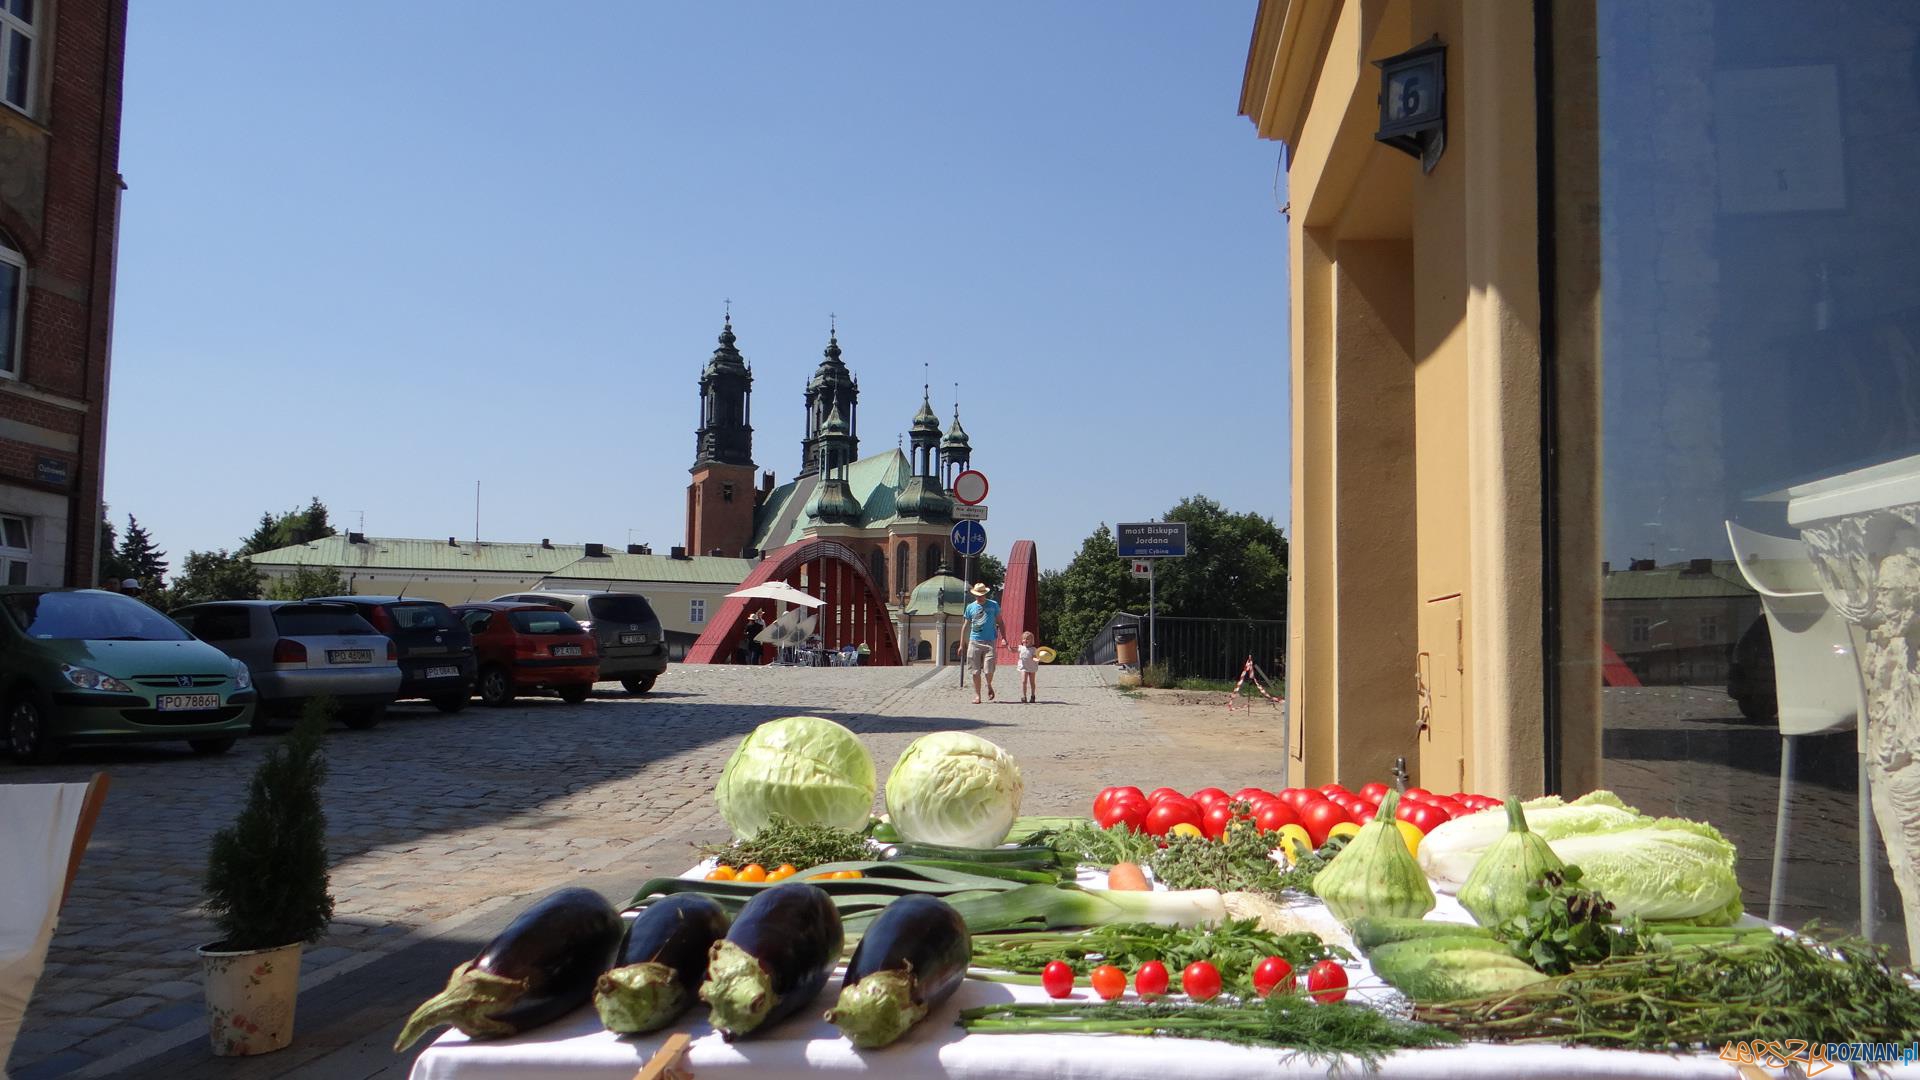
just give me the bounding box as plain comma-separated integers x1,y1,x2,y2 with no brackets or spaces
1724,521,1871,931
0,773,110,1070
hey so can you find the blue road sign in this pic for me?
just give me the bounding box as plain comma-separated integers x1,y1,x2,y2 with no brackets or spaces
951,519,987,557
1117,522,1188,558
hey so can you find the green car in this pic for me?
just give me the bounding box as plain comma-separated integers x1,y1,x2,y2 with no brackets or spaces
2,587,256,763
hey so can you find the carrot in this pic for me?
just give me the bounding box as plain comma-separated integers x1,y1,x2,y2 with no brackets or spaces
1108,861,1150,891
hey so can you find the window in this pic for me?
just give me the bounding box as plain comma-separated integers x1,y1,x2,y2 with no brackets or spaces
510,610,583,634
587,594,655,624
895,542,909,596
925,544,942,581
869,548,886,587
722,483,735,503
1698,615,1719,644
4,590,191,641
187,606,254,642
273,604,375,637
0,0,32,115
690,598,706,624
0,234,22,380
0,512,26,585
1628,616,1651,645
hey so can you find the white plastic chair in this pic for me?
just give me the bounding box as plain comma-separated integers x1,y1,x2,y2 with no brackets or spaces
1725,521,1871,931
1,774,109,1071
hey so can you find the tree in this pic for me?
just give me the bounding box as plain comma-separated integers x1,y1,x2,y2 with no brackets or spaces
96,506,133,585
1149,495,1288,622
162,549,263,610
1054,524,1141,663
973,553,1006,590
264,565,350,600
203,703,333,951
241,498,337,556
117,515,168,583
1037,568,1066,650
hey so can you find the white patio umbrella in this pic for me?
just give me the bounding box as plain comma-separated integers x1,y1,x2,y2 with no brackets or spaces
727,581,825,609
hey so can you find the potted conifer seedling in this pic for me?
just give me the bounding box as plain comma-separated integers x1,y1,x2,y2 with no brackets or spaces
198,700,336,1056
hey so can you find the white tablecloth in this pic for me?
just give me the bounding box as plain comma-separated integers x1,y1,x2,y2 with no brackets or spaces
409,882,1898,1080
0,783,88,1071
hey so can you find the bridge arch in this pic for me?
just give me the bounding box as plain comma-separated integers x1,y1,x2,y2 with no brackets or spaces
688,539,905,665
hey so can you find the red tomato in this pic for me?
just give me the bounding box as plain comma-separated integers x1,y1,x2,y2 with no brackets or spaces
1253,801,1298,833
1449,792,1471,803
1191,787,1231,808
1134,961,1170,999
1112,800,1150,834
1278,788,1316,809
1042,961,1075,999
1252,956,1295,996
1181,961,1222,1002
1144,800,1202,837
1396,802,1450,834
1342,802,1373,825
1147,787,1184,805
1112,786,1146,805
1404,787,1433,802
1358,782,1390,803
1299,800,1347,846
1234,787,1274,803
1090,964,1126,1001
1092,787,1113,819
1318,783,1349,798
1307,960,1349,1003
1428,799,1469,820
1356,798,1381,820
1201,804,1235,840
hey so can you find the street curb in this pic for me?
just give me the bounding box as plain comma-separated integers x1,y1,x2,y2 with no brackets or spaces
65,891,529,1080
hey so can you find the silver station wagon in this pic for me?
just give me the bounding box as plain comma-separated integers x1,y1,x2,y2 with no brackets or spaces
172,600,402,729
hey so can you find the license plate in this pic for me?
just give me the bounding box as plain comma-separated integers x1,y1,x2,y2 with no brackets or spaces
552,645,583,657
328,649,372,664
620,633,646,645
424,666,460,679
157,694,220,712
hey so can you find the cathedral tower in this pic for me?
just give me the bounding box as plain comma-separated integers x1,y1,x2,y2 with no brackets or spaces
687,313,758,557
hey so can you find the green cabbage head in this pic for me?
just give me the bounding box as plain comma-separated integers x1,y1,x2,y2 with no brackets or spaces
884,731,1025,848
715,715,876,838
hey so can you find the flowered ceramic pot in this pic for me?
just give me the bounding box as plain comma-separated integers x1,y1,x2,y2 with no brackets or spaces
197,940,302,1055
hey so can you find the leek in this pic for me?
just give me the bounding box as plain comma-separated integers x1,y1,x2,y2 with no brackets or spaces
947,883,1225,933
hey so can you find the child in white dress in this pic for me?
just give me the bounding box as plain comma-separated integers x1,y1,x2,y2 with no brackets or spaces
1017,631,1039,703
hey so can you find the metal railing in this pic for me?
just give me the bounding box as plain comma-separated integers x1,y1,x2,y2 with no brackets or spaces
1079,612,1286,683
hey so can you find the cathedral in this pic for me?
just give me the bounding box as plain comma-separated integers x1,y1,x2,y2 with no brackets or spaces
684,315,976,610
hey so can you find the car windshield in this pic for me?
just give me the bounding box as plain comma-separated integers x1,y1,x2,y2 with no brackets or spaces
510,610,584,635
390,603,455,631
273,604,377,637
587,594,656,624
2,590,193,642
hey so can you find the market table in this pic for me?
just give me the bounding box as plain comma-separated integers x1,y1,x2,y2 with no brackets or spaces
408,883,1894,1080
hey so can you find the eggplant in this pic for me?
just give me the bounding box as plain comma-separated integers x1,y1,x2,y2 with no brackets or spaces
698,882,843,1040
825,894,970,1048
394,887,623,1051
594,894,731,1034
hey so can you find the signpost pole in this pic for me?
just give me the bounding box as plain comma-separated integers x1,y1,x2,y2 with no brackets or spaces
959,553,973,688
1148,559,1156,672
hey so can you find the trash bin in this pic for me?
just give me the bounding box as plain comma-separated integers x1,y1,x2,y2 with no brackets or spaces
1113,622,1139,668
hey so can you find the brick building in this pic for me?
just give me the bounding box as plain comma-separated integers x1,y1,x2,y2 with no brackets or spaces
683,315,977,609
0,0,127,586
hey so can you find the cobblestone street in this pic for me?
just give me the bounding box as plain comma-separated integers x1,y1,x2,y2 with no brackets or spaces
2,663,1291,1079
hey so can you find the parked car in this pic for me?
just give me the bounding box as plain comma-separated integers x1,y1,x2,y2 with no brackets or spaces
1726,614,1777,721
171,600,401,729
491,589,666,694
451,602,599,706
308,596,475,713
1,587,256,762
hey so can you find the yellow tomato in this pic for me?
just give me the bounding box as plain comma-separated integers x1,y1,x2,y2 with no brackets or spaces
705,866,737,881
838,870,864,879
1395,819,1425,856
736,864,768,882
1274,824,1315,863
1168,823,1205,840
1326,821,1363,843
767,864,798,881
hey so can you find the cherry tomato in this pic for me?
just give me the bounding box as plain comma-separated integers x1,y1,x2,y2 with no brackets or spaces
1042,961,1075,999
1358,781,1390,803
1202,804,1236,840
1191,787,1231,809
705,866,736,881
1090,964,1127,1001
1253,956,1295,996
1318,783,1349,798
1113,800,1150,834
1298,799,1348,847
1234,787,1274,803
1181,961,1222,1002
768,864,797,881
1403,787,1433,803
1253,801,1298,834
1145,800,1203,837
1396,802,1451,834
1147,787,1184,805
1307,960,1349,1003
736,863,768,882
1134,961,1170,999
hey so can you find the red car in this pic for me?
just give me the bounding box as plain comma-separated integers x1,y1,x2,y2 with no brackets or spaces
451,602,599,706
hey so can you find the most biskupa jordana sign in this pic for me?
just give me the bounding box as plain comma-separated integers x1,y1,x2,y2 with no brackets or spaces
1117,522,1188,558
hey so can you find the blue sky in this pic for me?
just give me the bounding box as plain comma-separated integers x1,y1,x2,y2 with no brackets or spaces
105,3,1288,573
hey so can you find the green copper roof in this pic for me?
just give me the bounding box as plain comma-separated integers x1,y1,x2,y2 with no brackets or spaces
247,535,753,585
942,407,971,448
752,449,923,550
905,574,968,616
1600,561,1755,600
808,477,864,524
911,394,940,433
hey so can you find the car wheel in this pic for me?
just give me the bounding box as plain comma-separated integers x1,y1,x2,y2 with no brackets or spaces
342,705,386,730
478,666,515,707
189,737,236,755
620,675,658,696
557,683,592,704
7,687,59,764
431,693,470,714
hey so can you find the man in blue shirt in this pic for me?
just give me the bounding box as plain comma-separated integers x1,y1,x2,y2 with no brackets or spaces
964,581,1005,703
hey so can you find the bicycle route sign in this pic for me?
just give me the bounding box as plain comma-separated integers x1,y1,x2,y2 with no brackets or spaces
951,519,987,557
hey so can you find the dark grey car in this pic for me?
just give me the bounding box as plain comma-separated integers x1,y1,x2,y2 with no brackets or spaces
491,589,666,694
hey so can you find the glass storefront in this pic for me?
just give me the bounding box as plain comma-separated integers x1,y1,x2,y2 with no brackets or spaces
1578,0,1920,956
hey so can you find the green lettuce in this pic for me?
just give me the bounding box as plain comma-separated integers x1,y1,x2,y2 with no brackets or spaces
884,731,1024,848
714,716,876,838
1418,790,1645,885
1546,819,1741,924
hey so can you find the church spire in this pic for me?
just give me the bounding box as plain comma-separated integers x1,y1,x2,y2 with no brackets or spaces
695,309,753,469
799,318,859,478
